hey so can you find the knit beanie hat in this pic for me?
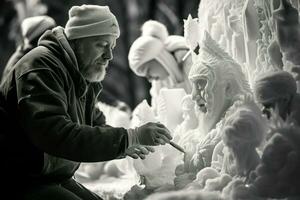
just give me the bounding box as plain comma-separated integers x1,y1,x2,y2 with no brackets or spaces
254,71,297,103
128,20,183,83
21,15,56,43
65,5,120,40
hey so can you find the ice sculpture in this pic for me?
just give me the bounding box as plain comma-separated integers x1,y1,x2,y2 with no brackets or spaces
189,31,251,135
173,31,251,189
156,88,187,132
173,95,198,144
273,0,300,65
221,95,267,177
272,0,300,91
130,91,186,189
254,70,300,126
250,122,300,198
242,0,260,71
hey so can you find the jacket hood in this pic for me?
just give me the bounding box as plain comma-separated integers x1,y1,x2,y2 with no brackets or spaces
37,26,102,98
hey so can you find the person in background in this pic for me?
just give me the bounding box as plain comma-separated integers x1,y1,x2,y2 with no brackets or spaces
1,15,56,82
128,20,192,111
0,4,172,199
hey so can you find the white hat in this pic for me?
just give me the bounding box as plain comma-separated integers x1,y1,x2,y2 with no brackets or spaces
21,15,56,42
65,5,120,40
128,20,183,83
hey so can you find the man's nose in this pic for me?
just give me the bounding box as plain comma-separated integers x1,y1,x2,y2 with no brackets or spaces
103,48,113,61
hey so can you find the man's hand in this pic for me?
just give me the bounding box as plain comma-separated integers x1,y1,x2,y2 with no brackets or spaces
136,122,172,146
125,145,155,159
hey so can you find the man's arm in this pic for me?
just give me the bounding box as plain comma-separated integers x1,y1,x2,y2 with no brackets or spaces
17,68,128,162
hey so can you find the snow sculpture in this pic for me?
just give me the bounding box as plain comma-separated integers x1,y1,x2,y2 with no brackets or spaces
156,88,187,132
173,95,198,144
130,92,186,189
174,31,251,189
144,189,221,200
250,122,300,198
184,15,200,52
242,0,260,72
254,70,300,126
228,11,246,65
273,0,300,90
189,31,251,136
273,0,300,66
221,95,267,177
130,100,163,175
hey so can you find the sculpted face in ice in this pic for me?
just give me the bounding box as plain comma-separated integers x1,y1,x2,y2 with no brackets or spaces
254,71,300,124
189,31,251,132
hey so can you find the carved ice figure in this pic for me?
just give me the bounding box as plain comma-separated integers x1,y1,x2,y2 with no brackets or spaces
250,121,300,198
282,58,300,92
254,70,300,126
267,39,283,69
197,0,247,53
130,100,156,127
174,31,251,189
184,15,200,52
272,0,300,90
130,92,186,189
189,31,251,135
242,0,260,72
156,88,187,132
173,95,198,144
221,95,267,177
228,10,246,65
273,0,300,66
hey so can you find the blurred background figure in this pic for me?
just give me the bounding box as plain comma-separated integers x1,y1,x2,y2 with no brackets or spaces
128,20,192,113
1,15,56,82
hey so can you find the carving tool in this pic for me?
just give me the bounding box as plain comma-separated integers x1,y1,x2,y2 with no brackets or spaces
169,141,185,153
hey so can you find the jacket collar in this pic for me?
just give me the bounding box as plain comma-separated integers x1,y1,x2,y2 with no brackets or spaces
51,26,88,98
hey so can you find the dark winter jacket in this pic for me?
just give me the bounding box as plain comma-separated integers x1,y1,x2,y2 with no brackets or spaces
1,45,32,81
0,27,128,184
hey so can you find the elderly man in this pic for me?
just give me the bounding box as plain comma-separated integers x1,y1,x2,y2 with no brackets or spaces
0,5,172,199
254,70,300,125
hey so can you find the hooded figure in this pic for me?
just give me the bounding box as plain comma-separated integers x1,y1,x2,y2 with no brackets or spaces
128,20,192,110
1,15,56,81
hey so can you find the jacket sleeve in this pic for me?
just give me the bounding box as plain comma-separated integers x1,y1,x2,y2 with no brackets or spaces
16,68,128,162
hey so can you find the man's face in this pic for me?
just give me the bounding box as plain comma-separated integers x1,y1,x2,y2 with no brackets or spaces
75,35,116,82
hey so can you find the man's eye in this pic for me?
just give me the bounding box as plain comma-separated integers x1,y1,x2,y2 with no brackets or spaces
96,43,108,47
